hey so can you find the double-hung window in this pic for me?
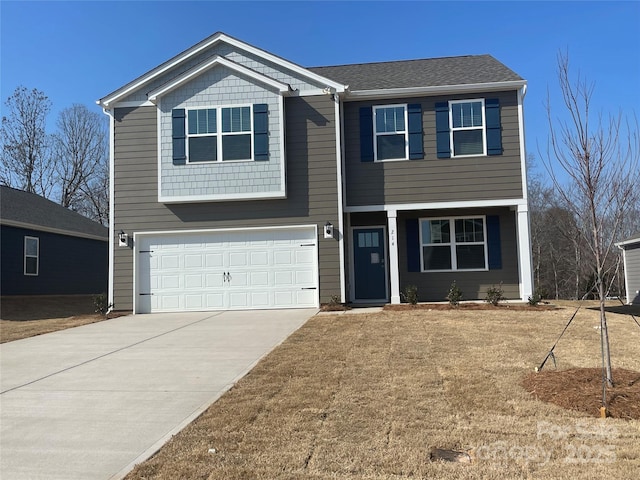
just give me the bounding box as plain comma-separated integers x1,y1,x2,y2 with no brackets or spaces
420,217,487,271
187,105,253,162
373,105,407,161
24,236,39,276
449,99,485,157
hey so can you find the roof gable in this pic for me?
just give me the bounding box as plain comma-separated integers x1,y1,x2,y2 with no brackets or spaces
0,186,108,241
98,32,344,108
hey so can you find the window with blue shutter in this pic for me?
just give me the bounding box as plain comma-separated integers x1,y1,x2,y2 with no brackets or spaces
406,218,421,272
486,215,502,269
438,98,502,158
485,99,502,155
407,104,423,159
172,109,186,165
435,102,451,159
172,104,269,164
359,106,374,162
253,104,269,161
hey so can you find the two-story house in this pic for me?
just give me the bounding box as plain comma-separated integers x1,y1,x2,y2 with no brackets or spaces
98,32,533,313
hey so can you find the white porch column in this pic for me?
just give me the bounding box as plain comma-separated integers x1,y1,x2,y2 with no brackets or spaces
516,203,534,301
387,210,401,304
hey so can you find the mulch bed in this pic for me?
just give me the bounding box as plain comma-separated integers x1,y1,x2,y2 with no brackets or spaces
384,303,556,311
522,368,640,420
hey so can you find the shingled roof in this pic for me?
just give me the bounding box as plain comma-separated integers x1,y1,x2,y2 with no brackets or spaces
0,186,108,240
308,54,523,91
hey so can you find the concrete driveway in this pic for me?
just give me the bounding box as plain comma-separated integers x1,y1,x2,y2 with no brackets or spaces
0,309,316,479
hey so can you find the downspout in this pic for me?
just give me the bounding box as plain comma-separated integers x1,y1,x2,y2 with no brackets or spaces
100,106,116,313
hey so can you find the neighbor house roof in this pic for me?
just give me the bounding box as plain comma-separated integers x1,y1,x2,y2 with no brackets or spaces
309,54,524,92
0,186,108,241
616,234,640,248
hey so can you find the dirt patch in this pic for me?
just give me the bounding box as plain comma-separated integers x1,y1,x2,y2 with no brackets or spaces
522,368,640,420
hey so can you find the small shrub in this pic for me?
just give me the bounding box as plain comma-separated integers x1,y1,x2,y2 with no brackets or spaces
401,285,419,305
485,282,505,306
446,281,463,307
94,293,112,315
528,291,542,306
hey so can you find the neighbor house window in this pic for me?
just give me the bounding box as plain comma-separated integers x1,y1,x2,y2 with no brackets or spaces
187,105,252,162
449,99,485,157
373,104,407,161
420,217,487,271
24,236,39,276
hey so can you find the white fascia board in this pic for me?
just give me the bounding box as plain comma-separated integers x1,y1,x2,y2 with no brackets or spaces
0,219,108,242
344,198,528,213
148,56,289,102
159,189,287,204
344,80,527,101
615,236,640,248
98,32,345,107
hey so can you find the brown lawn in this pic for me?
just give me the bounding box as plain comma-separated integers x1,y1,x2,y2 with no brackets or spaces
125,305,640,479
0,295,125,343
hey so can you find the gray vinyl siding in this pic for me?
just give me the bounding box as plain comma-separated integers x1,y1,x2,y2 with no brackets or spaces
344,91,524,206
112,96,339,310
397,208,520,301
624,243,640,304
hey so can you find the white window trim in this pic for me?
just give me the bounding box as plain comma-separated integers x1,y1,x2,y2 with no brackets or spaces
419,215,488,272
24,236,39,276
186,104,254,163
373,104,409,162
449,99,487,158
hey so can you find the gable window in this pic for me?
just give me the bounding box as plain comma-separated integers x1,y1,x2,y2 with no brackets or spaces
24,236,39,276
450,99,485,157
373,105,407,161
187,105,253,162
420,216,487,271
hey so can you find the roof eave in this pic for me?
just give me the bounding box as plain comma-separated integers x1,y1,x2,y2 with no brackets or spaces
343,80,527,101
97,32,345,109
615,236,640,248
0,218,108,242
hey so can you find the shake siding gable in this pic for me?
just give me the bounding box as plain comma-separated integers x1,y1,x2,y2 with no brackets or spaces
344,90,523,207
112,98,340,311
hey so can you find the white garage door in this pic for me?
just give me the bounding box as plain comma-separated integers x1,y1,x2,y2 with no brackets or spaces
136,226,318,313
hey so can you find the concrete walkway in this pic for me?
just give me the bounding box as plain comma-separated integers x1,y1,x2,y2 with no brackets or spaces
0,309,316,479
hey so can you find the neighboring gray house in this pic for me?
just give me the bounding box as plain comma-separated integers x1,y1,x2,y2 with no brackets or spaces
0,186,108,296
97,32,533,313
617,234,640,305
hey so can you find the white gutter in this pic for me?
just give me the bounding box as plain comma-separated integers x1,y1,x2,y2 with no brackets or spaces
344,80,527,101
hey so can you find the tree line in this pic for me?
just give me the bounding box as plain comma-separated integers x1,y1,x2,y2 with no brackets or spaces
1,86,109,225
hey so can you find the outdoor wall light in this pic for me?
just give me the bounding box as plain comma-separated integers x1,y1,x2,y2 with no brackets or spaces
118,230,129,247
324,221,334,239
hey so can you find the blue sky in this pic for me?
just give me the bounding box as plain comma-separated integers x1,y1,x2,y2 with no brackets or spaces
1,1,639,175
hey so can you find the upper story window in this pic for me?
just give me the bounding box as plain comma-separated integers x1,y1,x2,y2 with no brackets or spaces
420,216,487,271
24,236,39,276
373,105,407,161
450,100,485,157
435,98,501,159
187,105,253,162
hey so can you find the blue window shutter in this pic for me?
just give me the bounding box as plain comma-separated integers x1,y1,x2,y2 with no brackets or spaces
360,106,374,162
485,98,502,155
487,215,502,269
406,218,421,272
407,103,423,160
253,104,269,161
172,109,186,165
435,102,450,158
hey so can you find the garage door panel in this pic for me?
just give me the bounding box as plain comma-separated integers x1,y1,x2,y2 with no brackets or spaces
137,227,318,313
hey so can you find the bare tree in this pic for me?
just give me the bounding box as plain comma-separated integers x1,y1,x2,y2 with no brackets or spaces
53,104,108,215
0,87,54,195
544,52,640,386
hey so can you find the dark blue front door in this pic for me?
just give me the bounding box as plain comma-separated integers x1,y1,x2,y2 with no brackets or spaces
353,228,387,300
